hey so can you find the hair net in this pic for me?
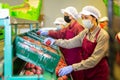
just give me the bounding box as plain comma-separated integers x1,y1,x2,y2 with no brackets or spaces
99,16,109,22
79,6,101,19
53,17,66,25
61,6,79,19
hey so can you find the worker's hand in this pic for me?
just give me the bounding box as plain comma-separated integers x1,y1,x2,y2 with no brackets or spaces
58,65,73,76
40,30,48,36
36,29,48,36
44,37,55,46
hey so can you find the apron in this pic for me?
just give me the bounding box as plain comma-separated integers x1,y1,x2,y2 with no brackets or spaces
60,21,84,80
82,29,109,80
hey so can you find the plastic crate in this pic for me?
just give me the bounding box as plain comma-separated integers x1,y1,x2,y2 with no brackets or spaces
19,62,57,80
20,70,57,80
25,29,58,50
14,35,60,73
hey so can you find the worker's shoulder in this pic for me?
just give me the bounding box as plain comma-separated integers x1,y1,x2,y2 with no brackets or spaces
100,28,109,36
74,23,84,29
78,28,88,35
74,21,83,27
99,28,109,38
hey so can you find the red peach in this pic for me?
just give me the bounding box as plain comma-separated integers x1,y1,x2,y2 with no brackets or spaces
36,70,41,75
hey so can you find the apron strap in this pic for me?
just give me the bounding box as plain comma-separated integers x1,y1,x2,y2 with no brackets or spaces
94,29,101,42
65,21,77,38
84,28,101,42
69,21,77,29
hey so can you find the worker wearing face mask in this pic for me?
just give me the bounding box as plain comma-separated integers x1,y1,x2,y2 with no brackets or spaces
53,17,66,30
37,6,84,80
99,16,109,31
44,6,109,80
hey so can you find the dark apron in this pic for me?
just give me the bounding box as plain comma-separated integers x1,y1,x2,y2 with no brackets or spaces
82,29,109,80
60,21,84,80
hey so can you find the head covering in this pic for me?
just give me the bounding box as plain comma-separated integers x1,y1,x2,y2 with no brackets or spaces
53,17,66,25
61,6,79,19
79,6,101,19
99,16,109,22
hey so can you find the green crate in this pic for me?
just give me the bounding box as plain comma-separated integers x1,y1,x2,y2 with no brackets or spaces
26,29,58,50
18,61,57,80
14,36,60,73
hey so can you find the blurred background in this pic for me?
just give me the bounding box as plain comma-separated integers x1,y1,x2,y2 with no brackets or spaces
0,0,120,80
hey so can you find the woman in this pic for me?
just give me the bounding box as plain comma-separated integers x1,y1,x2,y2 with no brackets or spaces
37,6,84,80
99,16,109,31
53,17,66,30
44,6,109,80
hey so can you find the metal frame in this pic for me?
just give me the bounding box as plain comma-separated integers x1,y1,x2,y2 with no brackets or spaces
0,14,43,80
11,23,39,36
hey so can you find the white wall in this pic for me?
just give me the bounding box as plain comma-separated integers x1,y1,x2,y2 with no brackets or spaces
0,0,107,27
0,0,24,6
43,0,107,27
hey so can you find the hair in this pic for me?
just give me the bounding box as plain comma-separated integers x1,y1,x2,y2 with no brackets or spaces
90,15,98,25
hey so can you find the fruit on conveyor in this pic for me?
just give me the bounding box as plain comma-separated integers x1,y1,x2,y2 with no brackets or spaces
22,36,57,53
58,75,68,80
23,36,41,45
24,62,43,75
55,58,68,80
25,70,34,75
42,45,57,53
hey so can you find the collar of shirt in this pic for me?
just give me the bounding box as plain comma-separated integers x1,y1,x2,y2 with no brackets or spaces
69,21,77,29
86,26,100,40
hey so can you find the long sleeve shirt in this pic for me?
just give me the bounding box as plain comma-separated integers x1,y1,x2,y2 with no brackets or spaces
55,26,109,71
48,21,84,39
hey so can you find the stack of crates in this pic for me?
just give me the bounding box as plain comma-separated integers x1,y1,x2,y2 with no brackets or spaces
14,29,60,73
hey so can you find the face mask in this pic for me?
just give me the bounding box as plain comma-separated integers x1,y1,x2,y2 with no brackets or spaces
56,25,61,30
64,16,71,23
100,23,105,28
82,19,93,29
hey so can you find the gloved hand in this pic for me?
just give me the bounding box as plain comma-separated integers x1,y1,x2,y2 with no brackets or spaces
36,29,48,36
58,65,73,76
40,30,48,36
44,37,55,45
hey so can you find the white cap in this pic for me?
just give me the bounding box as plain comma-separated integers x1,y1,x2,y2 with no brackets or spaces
99,16,109,22
61,6,78,19
79,6,101,19
53,17,66,25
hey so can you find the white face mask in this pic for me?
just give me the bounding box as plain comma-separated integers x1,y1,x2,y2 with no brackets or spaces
56,25,61,30
82,19,93,29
